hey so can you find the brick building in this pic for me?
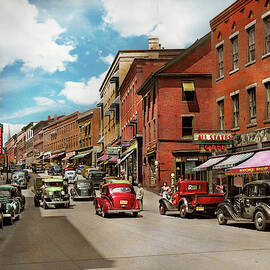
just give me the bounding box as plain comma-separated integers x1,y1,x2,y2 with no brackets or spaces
119,58,175,185
43,113,79,164
16,128,26,164
209,0,270,187
72,108,101,166
5,134,17,165
25,122,37,166
137,33,213,189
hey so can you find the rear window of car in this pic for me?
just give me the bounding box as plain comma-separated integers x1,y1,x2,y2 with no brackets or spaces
111,187,132,193
188,184,201,190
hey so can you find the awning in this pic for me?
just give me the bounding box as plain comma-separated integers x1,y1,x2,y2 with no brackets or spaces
72,150,92,160
97,154,109,162
213,152,254,170
182,81,195,91
119,149,135,164
226,150,270,175
193,156,226,172
110,96,120,109
97,136,104,144
50,152,65,159
105,156,118,164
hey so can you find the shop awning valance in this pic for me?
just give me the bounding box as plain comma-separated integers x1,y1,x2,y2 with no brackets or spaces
213,152,254,170
226,150,270,175
104,156,118,164
193,156,226,172
72,150,92,160
50,152,65,159
97,136,104,144
119,149,135,164
97,154,109,162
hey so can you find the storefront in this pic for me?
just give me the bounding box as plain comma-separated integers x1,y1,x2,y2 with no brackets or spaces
50,150,65,165
72,150,92,165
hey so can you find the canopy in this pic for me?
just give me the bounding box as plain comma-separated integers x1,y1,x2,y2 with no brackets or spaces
226,150,270,175
97,154,109,162
50,152,65,159
213,152,254,170
192,156,226,172
104,156,118,164
72,150,92,160
119,149,135,164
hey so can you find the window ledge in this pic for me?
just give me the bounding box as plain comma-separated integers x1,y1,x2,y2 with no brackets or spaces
229,68,239,75
263,119,270,124
245,60,256,67
246,122,257,128
216,75,224,82
181,136,193,141
231,127,240,132
262,52,270,60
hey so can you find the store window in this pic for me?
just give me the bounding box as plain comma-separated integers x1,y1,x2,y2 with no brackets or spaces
232,94,239,128
247,26,255,63
248,87,256,122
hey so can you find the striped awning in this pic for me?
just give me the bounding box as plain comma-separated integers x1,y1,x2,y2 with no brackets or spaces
213,152,254,170
193,156,226,172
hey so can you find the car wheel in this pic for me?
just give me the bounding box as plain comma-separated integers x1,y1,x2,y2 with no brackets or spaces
101,207,107,218
217,209,227,225
66,202,70,208
43,201,48,209
159,203,166,215
179,204,188,218
255,211,268,231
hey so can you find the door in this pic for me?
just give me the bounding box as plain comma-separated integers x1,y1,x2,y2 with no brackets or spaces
242,184,258,219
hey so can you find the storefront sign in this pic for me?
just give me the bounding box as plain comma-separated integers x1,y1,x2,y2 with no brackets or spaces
200,144,227,152
0,123,3,155
121,141,130,147
146,144,157,155
227,166,270,175
194,132,232,144
106,147,121,155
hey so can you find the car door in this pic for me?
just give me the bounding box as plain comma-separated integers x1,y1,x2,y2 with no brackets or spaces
242,184,258,219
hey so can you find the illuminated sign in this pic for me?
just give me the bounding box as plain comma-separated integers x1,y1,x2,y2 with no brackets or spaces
194,133,232,144
200,144,227,152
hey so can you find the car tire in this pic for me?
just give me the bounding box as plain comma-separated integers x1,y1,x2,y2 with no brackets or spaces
217,209,227,225
101,207,107,218
255,211,268,231
179,204,188,218
43,201,48,209
159,203,166,215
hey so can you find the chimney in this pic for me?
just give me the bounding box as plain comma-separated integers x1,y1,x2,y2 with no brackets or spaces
48,115,51,120
148,37,160,50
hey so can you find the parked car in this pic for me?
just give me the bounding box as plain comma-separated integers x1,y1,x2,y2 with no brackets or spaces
0,185,21,225
10,171,28,189
216,180,270,231
33,177,43,207
64,170,77,184
88,170,106,189
10,184,25,211
0,202,3,230
32,163,45,174
48,165,62,176
39,178,70,209
70,179,94,200
94,182,140,217
159,180,224,217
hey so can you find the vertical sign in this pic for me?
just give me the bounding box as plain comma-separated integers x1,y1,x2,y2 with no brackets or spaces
0,123,3,155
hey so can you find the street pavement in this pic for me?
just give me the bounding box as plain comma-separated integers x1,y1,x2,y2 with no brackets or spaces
0,172,270,270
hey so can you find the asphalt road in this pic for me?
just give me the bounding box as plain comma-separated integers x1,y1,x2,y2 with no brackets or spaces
1,172,270,270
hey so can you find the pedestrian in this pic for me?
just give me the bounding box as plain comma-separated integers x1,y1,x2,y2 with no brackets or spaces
136,183,144,211
160,182,171,199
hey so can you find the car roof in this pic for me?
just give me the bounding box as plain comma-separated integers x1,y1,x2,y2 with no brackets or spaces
104,182,133,188
43,178,63,183
245,180,270,186
0,185,14,190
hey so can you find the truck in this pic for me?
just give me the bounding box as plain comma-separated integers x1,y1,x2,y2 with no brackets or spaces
159,180,224,218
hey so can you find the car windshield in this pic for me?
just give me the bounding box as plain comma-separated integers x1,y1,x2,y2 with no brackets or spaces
77,182,89,188
0,190,11,197
188,184,201,190
111,187,132,193
13,173,24,177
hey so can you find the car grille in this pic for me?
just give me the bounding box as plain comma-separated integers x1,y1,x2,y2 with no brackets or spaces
53,191,61,198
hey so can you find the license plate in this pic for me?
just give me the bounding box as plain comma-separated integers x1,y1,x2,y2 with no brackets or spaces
120,200,128,205
196,206,204,211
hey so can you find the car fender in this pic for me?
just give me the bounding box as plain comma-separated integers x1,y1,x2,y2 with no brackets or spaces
159,198,177,211
216,203,236,219
253,203,270,221
178,198,188,211
94,197,102,209
102,199,111,213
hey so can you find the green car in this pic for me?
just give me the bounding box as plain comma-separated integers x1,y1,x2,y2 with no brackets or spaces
41,178,70,209
0,185,21,225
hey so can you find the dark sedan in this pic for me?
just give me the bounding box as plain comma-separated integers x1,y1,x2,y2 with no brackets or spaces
70,179,94,200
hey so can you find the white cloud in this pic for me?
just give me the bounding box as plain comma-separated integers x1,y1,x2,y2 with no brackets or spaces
0,0,77,73
0,96,60,121
2,123,26,144
101,0,235,48
100,54,114,66
59,71,106,106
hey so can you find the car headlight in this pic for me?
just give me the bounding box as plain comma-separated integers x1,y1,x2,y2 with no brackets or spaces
49,191,53,196
61,191,65,195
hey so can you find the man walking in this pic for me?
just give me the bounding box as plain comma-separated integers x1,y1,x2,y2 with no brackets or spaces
136,183,144,211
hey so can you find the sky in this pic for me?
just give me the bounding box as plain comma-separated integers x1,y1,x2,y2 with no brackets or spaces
0,0,235,143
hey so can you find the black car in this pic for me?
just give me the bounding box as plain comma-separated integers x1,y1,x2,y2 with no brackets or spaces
88,170,106,190
48,165,62,176
216,180,270,231
10,184,26,211
70,179,95,200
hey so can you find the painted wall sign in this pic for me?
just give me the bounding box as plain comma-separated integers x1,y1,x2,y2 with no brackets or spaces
194,132,232,144
201,144,227,152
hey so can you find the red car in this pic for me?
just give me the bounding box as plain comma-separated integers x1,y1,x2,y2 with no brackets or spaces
94,182,140,217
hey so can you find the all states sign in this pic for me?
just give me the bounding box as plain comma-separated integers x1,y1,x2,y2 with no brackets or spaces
193,132,232,153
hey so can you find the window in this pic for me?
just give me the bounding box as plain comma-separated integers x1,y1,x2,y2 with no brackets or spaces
231,36,239,70
266,83,270,119
264,16,270,54
182,81,195,102
247,26,255,62
218,100,225,130
248,87,256,121
217,45,224,78
232,94,239,128
182,116,193,137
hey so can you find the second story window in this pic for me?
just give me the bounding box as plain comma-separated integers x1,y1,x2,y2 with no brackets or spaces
218,99,224,130
231,36,239,70
182,81,195,102
264,16,270,54
248,87,256,122
265,82,270,119
231,94,239,128
247,26,255,63
182,116,193,137
217,45,224,78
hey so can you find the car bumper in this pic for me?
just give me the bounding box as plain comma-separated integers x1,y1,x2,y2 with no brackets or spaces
73,195,92,199
45,201,69,206
3,214,12,218
107,209,140,214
